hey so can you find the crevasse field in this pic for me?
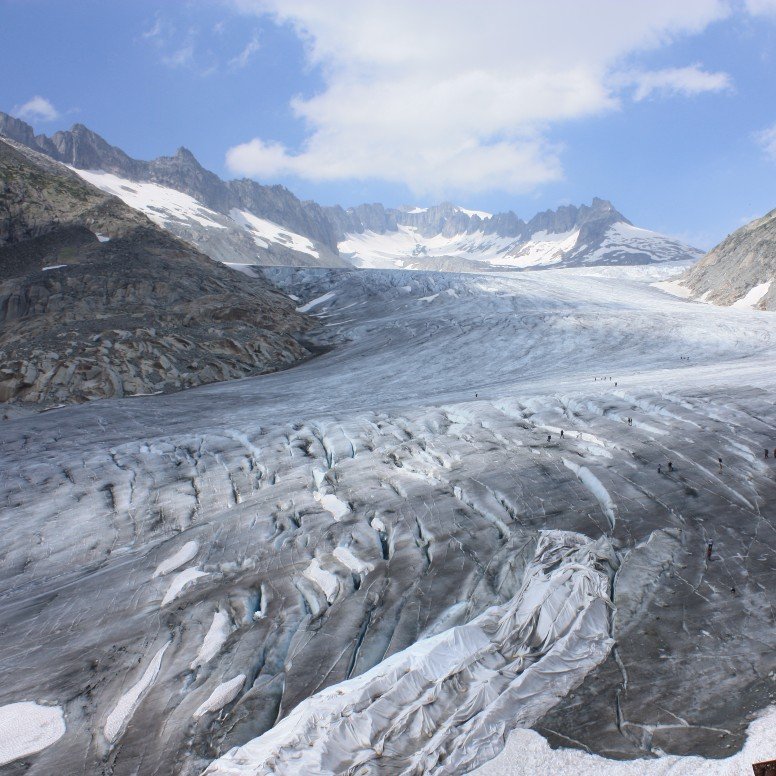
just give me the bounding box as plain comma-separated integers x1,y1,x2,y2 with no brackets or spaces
1,264,774,775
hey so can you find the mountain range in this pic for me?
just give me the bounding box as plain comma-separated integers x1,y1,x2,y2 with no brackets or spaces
0,111,701,273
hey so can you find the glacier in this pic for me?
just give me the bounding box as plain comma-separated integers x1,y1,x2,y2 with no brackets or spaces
0,264,775,774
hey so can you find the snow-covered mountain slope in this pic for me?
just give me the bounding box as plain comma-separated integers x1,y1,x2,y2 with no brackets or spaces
339,202,702,271
3,263,776,773
0,111,347,269
73,168,347,268
671,207,776,310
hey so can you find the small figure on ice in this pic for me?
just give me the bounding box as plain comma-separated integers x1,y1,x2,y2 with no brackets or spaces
560,430,564,438
547,434,552,442
718,456,723,470
668,460,673,472
766,449,769,459
657,464,662,474
706,541,713,560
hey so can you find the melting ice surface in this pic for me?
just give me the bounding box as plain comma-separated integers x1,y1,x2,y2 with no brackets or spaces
1,265,775,773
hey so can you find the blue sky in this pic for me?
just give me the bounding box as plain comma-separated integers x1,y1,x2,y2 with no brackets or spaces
2,0,776,248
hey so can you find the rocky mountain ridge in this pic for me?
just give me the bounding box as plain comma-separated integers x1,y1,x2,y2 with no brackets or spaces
0,135,315,406
677,207,776,310
0,112,341,261
325,197,625,241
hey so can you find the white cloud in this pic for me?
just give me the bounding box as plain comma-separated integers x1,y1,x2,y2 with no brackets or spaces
227,0,732,195
755,123,776,161
621,64,732,101
12,96,60,123
229,32,261,70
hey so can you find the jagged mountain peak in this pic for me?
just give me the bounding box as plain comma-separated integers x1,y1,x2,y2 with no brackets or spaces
0,110,341,257
173,145,199,162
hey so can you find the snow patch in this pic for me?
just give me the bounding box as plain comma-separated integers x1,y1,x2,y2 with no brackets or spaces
229,209,319,258
456,205,492,219
191,610,231,669
313,490,350,520
653,278,694,299
0,702,66,766
492,229,580,268
732,280,772,309
74,169,227,231
153,540,199,578
473,705,776,775
296,291,336,313
333,546,373,575
104,642,169,743
302,558,339,603
193,675,245,718
161,567,209,606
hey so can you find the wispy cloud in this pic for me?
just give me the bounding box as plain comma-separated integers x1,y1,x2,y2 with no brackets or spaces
229,32,261,70
226,0,733,196
142,15,165,41
140,14,204,72
621,64,733,101
12,95,60,122
755,123,776,161
162,42,196,69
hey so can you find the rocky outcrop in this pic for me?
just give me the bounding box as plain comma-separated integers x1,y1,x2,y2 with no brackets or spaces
0,137,315,406
680,208,776,309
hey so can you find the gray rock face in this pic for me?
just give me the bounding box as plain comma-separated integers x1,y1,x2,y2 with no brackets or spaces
0,136,315,406
681,207,776,309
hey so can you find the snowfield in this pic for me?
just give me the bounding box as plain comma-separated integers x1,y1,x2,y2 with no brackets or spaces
0,264,775,773
339,221,700,270
72,168,324,262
